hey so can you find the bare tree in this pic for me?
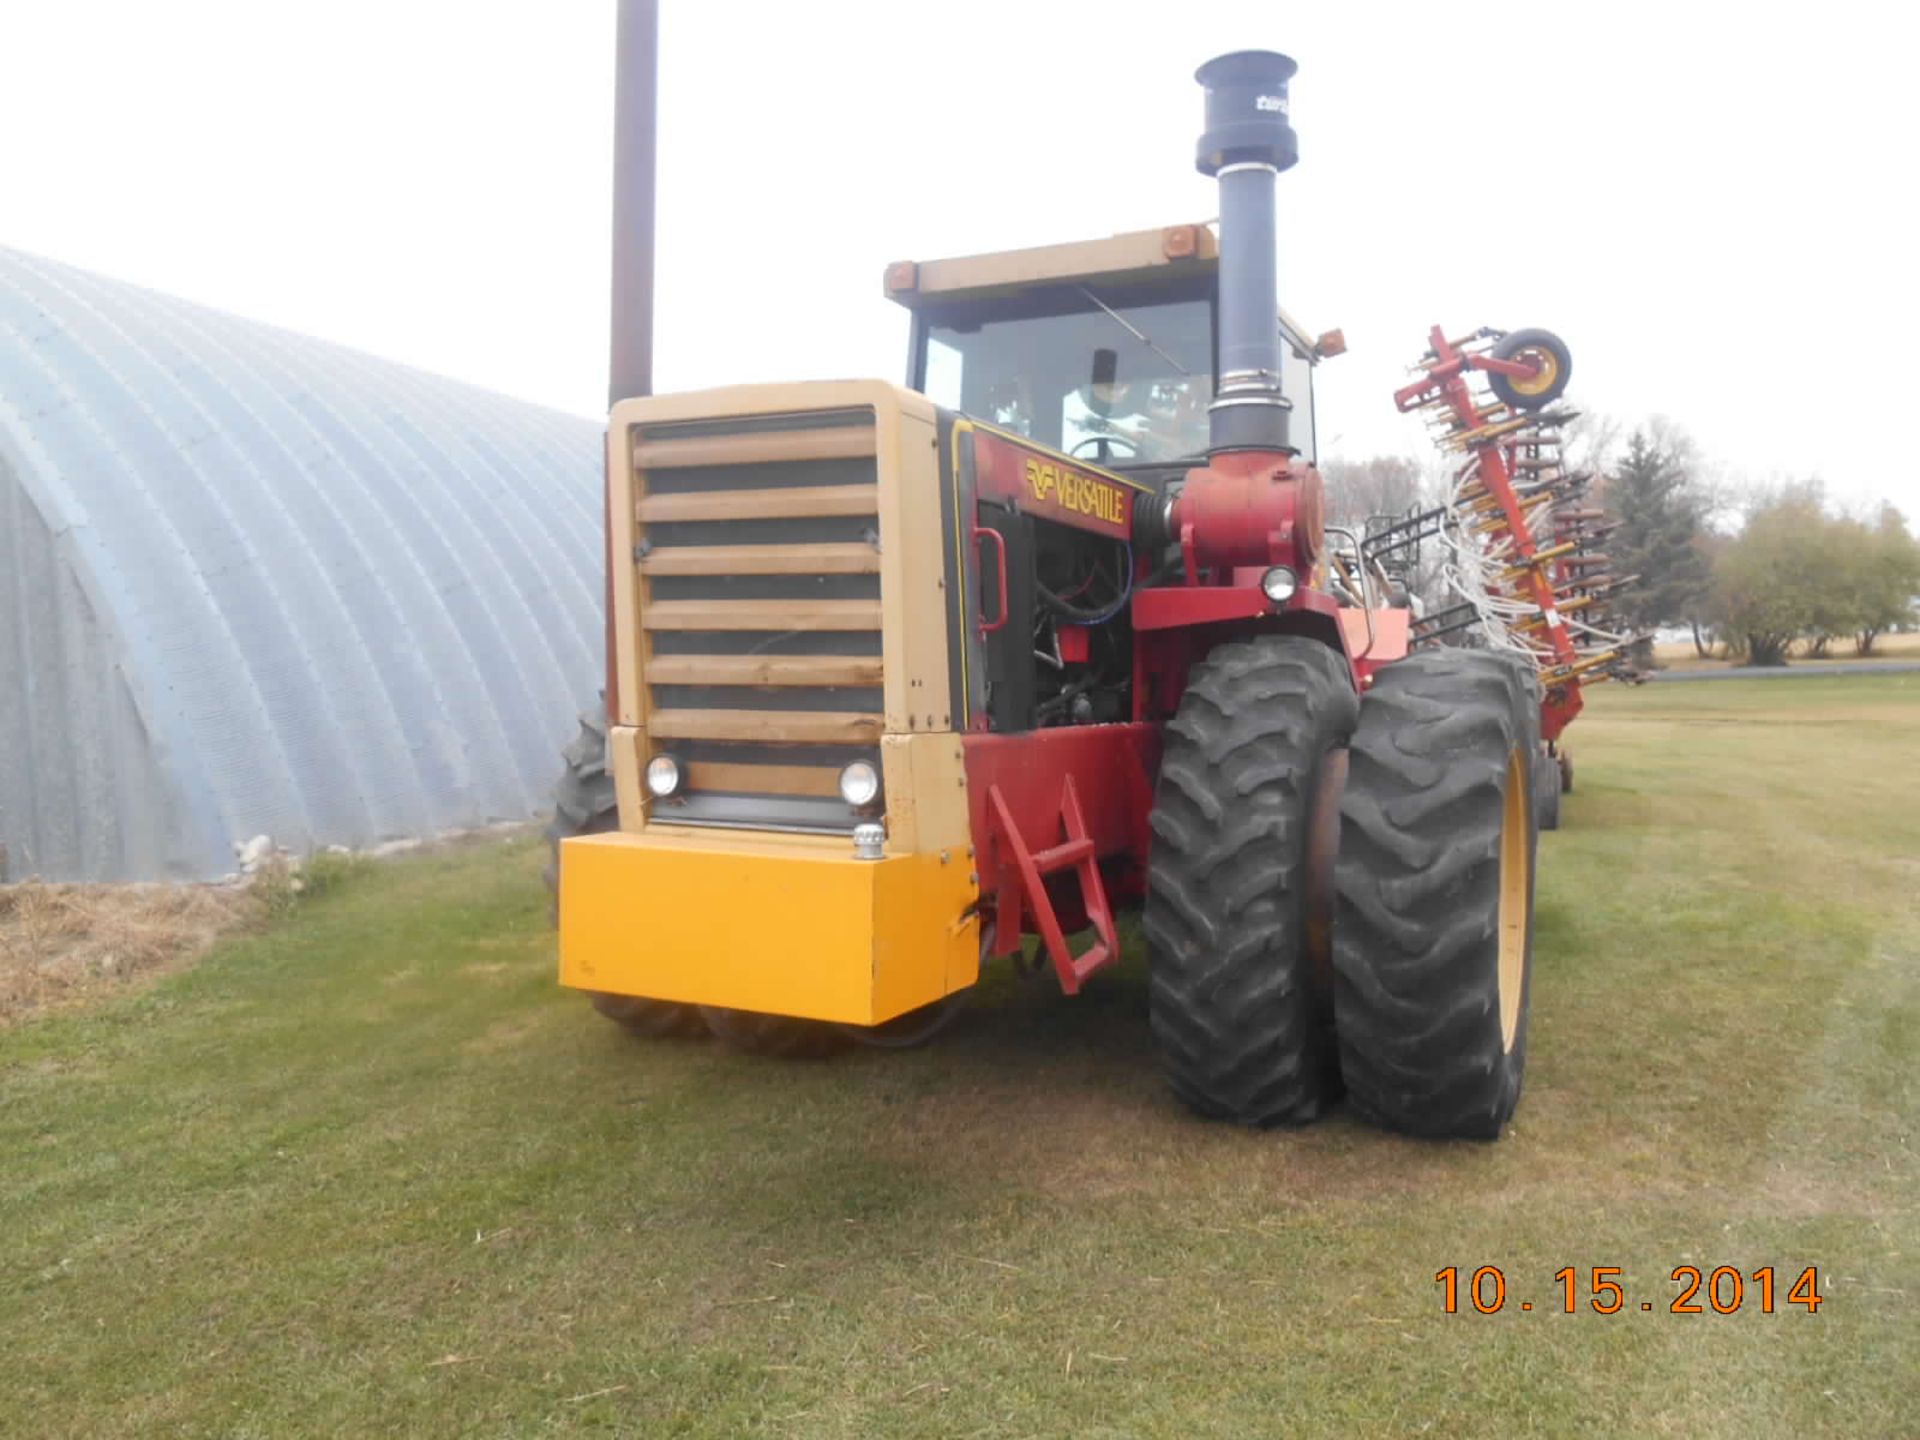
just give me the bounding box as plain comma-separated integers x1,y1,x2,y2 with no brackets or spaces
1320,455,1431,530
1320,455,1451,613
1560,409,1623,479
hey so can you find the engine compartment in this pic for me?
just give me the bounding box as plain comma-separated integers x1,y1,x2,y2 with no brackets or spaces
977,503,1139,732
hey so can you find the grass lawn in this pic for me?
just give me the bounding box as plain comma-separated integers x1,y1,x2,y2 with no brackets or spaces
3,677,1916,1438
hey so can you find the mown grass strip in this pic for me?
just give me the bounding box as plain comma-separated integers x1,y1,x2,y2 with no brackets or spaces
2,677,1914,1438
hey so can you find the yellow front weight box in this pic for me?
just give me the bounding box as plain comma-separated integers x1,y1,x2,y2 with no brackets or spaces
557,830,980,1026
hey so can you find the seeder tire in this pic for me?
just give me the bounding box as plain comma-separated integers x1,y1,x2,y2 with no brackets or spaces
700,1006,843,1058
1144,635,1359,1127
1333,650,1540,1139
546,706,704,1040
1487,327,1573,412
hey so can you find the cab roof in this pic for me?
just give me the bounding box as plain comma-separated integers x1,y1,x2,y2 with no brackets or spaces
884,224,1217,309
885,223,1326,364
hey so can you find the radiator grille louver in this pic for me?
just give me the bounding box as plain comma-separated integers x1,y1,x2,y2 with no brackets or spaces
633,408,882,832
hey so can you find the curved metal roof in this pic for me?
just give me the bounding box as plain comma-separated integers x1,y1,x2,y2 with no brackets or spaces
0,247,603,880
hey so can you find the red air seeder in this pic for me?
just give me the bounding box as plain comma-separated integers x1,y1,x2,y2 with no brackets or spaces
1387,326,1642,747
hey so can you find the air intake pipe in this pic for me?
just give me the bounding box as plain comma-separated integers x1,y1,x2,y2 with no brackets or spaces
1196,50,1298,455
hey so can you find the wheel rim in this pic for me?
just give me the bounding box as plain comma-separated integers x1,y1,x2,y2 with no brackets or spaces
1507,346,1559,397
1497,747,1532,1052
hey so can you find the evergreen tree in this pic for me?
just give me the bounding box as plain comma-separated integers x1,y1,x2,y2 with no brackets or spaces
1603,431,1710,648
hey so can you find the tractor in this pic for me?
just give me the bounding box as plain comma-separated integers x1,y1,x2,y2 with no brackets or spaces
552,31,1569,1139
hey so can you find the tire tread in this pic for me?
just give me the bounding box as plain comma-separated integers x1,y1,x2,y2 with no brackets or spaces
1332,649,1539,1139
1144,636,1358,1127
545,706,705,1040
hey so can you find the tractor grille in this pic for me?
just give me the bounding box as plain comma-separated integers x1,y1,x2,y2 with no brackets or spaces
633,407,882,833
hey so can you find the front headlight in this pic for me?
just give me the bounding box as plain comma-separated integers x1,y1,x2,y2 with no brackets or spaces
838,760,881,808
1261,565,1299,605
644,754,683,798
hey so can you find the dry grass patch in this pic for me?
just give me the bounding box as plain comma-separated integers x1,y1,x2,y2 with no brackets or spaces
1653,631,1920,670
0,849,381,1025
0,880,259,1024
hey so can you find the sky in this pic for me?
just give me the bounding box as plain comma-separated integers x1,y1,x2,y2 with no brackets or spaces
4,0,1915,520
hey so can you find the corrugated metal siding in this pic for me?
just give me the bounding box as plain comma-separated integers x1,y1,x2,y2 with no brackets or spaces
0,247,602,880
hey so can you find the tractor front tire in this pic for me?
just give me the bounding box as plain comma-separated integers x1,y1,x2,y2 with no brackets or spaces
590,991,708,1038
700,1006,843,1058
1144,635,1358,1127
1333,650,1540,1139
546,707,704,1040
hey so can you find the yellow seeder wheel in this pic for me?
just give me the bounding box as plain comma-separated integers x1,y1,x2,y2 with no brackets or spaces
1488,328,1573,411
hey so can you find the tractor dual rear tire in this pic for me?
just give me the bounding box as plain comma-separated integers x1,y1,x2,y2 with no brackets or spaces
1333,650,1540,1139
545,707,705,1040
1144,636,1359,1127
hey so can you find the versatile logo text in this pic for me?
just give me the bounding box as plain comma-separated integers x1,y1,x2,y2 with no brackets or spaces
1024,458,1127,527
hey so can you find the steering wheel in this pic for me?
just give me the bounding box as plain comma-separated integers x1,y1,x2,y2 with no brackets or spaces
1071,433,1139,463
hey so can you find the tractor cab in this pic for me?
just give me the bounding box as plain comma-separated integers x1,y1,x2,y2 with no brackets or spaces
885,225,1330,484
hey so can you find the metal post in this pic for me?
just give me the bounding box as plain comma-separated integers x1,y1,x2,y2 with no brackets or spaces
609,0,658,408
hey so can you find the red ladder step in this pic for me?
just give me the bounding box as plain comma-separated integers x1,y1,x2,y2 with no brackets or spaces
985,776,1119,996
1030,837,1095,873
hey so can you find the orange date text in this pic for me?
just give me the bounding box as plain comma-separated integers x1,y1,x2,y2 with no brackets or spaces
1434,1265,1824,1315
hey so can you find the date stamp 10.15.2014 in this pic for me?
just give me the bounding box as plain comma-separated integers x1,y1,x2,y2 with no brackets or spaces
1435,1266,1825,1316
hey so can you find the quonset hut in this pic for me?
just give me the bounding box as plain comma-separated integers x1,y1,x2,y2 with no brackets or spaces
0,248,601,881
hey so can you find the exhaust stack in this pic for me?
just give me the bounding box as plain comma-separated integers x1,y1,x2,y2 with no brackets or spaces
1195,51,1299,455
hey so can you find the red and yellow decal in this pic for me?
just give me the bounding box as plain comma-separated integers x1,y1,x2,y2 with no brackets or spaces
971,428,1137,539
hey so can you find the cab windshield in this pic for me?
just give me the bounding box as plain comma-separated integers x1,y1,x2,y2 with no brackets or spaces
920,290,1215,466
